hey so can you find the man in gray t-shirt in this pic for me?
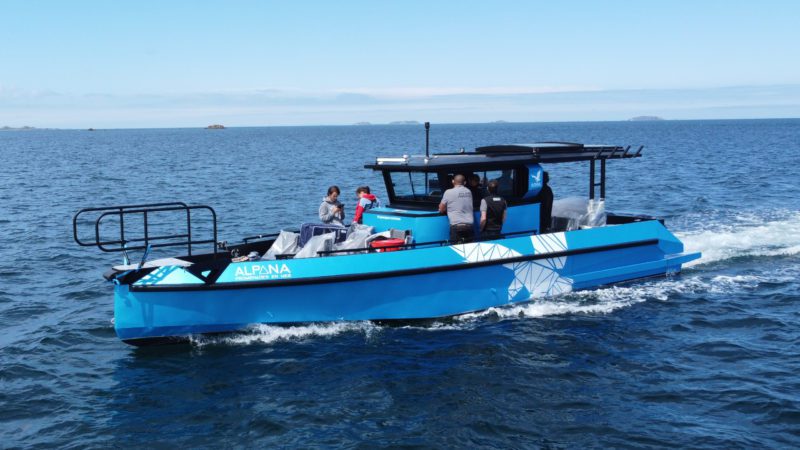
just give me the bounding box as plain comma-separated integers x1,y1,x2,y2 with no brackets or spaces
439,174,475,242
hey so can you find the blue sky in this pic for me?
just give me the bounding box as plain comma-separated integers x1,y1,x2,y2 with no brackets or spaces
1,1,799,127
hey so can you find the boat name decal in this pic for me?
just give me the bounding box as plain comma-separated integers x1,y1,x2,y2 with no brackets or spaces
234,263,292,281
376,215,402,221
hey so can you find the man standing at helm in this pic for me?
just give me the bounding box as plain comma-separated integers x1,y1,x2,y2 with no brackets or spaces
439,174,475,243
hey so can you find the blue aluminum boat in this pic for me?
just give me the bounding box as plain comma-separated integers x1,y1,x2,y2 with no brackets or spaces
73,132,700,346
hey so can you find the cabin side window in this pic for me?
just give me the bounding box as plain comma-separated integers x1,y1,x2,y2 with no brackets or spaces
388,171,442,204
479,170,516,197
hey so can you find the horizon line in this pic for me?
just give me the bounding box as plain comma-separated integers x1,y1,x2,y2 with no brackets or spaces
3,116,799,131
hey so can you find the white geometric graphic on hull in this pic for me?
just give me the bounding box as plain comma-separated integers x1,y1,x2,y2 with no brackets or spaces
450,240,572,301
451,242,521,263
504,258,572,301
532,232,567,255
509,232,571,299
136,266,204,285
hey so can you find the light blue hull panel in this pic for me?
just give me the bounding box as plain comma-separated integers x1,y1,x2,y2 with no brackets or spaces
114,221,700,342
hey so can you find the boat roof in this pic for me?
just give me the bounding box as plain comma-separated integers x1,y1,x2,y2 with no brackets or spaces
365,142,642,172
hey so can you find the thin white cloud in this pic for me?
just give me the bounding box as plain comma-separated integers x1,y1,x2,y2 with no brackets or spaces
0,83,61,99
1,84,798,128
331,86,603,98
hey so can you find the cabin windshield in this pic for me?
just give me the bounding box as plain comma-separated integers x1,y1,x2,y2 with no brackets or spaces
385,167,527,207
388,171,442,204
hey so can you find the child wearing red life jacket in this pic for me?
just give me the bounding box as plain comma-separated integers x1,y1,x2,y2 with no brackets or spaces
353,186,381,224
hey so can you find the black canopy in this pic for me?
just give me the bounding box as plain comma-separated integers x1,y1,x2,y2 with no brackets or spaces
364,142,641,172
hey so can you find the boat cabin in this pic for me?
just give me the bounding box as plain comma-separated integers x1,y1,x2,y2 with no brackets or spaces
361,142,643,243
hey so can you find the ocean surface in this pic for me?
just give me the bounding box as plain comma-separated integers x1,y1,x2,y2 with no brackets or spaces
1,119,799,448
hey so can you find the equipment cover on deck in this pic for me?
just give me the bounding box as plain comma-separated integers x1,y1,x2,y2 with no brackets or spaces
299,223,348,247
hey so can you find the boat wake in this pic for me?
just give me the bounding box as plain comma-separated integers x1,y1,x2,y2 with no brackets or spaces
189,321,380,347
678,211,800,267
453,272,763,323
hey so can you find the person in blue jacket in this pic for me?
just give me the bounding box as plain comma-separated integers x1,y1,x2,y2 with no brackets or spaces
353,185,381,224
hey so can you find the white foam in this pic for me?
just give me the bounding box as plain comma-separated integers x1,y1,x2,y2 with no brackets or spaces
190,321,378,347
455,284,658,322
678,212,800,267
455,296,637,321
397,322,468,332
708,274,762,289
454,272,767,323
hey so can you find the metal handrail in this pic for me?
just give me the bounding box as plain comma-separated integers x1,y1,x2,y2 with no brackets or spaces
73,202,188,247
73,202,218,256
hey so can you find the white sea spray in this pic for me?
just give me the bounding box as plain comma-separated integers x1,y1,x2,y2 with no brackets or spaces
678,211,800,267
190,321,379,347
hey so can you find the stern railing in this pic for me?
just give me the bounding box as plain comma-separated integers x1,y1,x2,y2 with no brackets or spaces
73,202,218,257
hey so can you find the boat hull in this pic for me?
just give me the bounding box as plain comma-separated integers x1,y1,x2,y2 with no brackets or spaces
114,221,700,344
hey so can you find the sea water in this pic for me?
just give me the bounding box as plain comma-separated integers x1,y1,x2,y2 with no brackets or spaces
1,120,799,447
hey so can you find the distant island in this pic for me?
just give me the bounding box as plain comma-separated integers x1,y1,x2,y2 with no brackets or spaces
206,124,225,129
629,116,664,121
490,120,510,124
388,121,420,125
353,122,372,126
1,126,37,131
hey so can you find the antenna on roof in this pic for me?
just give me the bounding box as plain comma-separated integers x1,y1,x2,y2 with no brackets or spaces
424,122,430,157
